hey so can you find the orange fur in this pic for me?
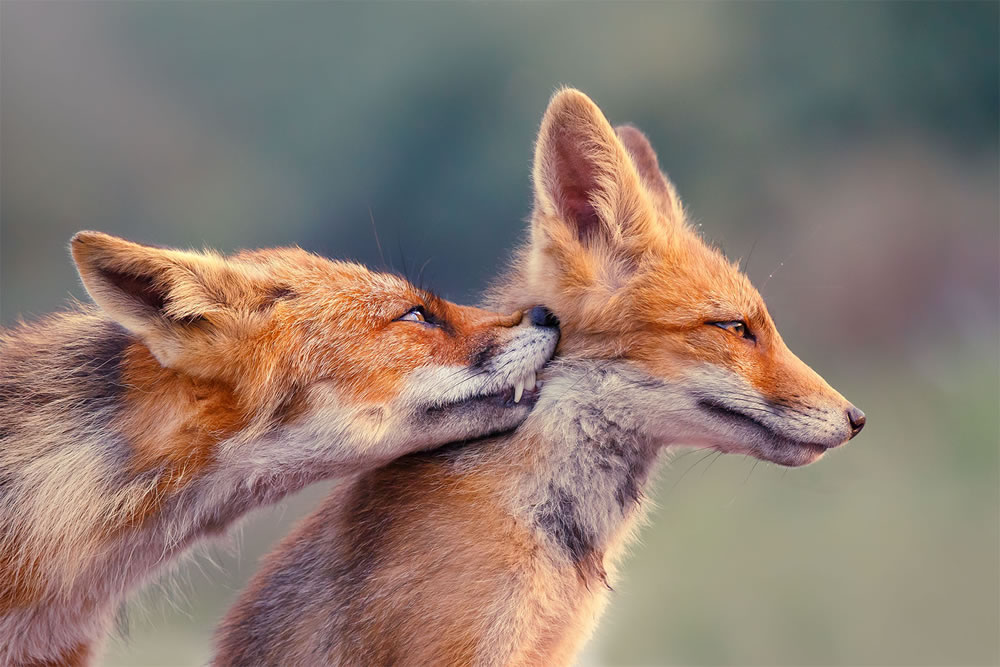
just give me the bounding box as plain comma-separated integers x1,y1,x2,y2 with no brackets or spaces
1,233,558,664
216,89,865,666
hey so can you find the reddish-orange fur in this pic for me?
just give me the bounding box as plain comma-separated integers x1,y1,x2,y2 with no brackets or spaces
216,89,864,666
1,233,557,664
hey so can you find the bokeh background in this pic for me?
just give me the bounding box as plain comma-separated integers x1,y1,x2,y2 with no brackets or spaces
2,2,997,666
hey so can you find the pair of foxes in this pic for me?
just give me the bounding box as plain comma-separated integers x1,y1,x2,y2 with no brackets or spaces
0,90,864,666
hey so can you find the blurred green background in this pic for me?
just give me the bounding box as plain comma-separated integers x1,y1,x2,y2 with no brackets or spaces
2,2,997,666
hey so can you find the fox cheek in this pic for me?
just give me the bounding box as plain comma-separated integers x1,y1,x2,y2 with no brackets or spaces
469,340,501,371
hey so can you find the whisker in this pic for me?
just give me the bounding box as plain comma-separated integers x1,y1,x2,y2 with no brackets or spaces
725,457,760,507
700,451,724,477
663,448,718,498
368,206,388,271
740,235,759,275
710,395,813,419
416,257,435,289
761,222,822,292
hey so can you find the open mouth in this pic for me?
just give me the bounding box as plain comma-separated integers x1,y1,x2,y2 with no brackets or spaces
490,382,542,406
697,399,829,466
510,368,539,404
426,367,544,413
480,366,543,406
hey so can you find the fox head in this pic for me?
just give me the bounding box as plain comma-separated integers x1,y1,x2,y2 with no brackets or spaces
70,232,559,471
493,89,864,467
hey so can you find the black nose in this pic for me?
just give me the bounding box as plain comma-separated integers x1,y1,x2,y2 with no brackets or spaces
847,405,866,438
528,306,559,329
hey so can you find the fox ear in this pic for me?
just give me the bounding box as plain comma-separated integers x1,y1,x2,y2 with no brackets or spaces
532,89,658,250
614,124,685,225
70,231,250,366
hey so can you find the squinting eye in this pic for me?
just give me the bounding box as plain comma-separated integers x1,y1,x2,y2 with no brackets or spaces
397,307,427,323
711,320,755,342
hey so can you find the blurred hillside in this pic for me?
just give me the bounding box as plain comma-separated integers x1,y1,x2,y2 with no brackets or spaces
1,2,997,666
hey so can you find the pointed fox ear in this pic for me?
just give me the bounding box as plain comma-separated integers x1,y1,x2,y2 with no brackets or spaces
70,231,251,366
531,89,659,251
614,124,685,225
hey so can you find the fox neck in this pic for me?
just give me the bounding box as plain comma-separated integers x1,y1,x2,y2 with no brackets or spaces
510,360,665,581
0,313,340,610
113,347,346,546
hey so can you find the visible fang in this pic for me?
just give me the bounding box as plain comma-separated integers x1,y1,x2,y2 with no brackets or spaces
514,381,524,403
527,370,536,390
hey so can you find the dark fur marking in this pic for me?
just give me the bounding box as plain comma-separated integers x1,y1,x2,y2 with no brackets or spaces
96,267,208,323
614,470,642,509
471,342,499,370
69,322,132,391
537,483,596,565
97,266,167,313
602,438,648,511
698,398,772,434
271,387,308,426
418,292,457,336
1,316,133,508
0,469,14,502
0,319,130,409
256,285,296,312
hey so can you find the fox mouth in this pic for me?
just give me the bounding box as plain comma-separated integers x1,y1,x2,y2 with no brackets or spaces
426,368,543,413
507,367,540,405
697,399,829,467
484,382,543,407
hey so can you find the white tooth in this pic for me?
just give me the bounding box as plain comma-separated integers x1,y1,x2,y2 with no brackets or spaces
513,380,524,403
527,370,536,390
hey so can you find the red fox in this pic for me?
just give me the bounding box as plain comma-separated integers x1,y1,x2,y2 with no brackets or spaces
215,89,866,666
0,231,559,666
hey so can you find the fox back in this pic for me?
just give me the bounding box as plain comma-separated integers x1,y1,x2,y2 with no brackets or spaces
217,89,866,666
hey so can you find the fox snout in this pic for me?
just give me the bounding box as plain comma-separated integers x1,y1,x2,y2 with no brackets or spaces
364,303,559,457
472,305,561,405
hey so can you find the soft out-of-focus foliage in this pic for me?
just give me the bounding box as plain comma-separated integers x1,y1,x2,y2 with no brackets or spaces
1,2,996,665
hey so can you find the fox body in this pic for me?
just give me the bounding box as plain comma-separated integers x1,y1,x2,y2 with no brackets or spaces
216,89,866,666
0,232,558,665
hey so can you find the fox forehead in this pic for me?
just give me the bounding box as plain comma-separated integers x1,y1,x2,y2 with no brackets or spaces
232,246,427,320
639,237,767,324
219,247,512,398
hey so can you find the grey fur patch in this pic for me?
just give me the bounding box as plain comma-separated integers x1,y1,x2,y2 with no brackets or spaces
537,483,596,564
0,311,130,445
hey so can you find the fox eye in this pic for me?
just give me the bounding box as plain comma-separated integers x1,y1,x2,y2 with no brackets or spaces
397,307,427,324
711,320,755,342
